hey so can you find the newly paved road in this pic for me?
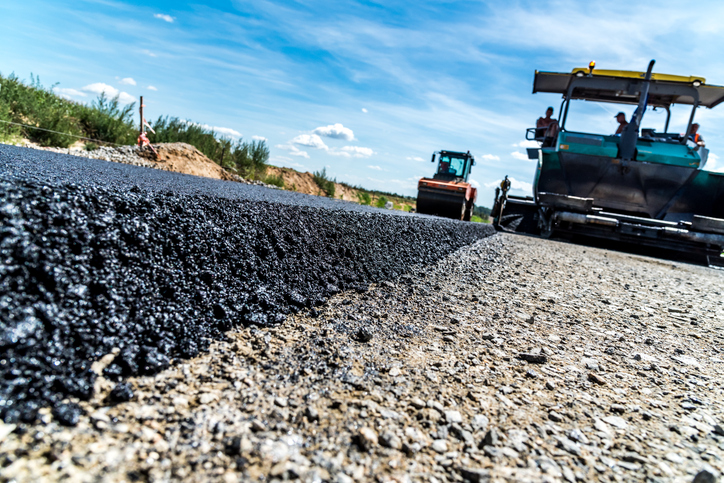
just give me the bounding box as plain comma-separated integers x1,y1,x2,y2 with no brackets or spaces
0,144,494,423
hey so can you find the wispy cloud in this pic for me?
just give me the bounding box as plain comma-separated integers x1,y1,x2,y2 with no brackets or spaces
252,135,268,142
480,154,501,161
485,177,532,193
147,85,158,91
340,146,374,157
276,144,310,158
513,140,539,149
154,13,175,23
361,108,368,113
406,156,424,162
52,87,86,99
368,165,383,170
511,151,531,161
313,123,355,141
209,126,241,138
118,77,136,86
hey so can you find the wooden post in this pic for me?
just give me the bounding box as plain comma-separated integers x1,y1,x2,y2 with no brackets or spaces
139,96,144,135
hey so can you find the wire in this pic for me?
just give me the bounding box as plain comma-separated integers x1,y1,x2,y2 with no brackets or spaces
0,119,127,146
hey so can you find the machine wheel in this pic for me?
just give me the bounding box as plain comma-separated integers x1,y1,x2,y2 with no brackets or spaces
463,202,473,222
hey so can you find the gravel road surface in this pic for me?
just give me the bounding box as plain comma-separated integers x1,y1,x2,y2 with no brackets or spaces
2,145,724,483
2,233,724,482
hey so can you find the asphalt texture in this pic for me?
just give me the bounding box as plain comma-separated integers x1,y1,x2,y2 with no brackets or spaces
0,144,494,424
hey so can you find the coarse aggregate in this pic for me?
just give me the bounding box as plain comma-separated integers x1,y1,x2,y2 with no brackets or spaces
0,144,493,423
1,234,723,483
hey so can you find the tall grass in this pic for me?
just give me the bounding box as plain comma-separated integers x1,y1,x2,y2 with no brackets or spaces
0,72,270,179
313,168,336,197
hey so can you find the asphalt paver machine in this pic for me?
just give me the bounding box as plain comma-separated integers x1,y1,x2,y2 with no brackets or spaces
492,60,724,265
417,150,477,221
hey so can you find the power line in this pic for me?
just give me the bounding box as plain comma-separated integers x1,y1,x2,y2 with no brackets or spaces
0,119,125,147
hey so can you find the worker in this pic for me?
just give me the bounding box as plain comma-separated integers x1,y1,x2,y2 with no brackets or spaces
536,107,559,146
614,112,628,135
687,123,705,148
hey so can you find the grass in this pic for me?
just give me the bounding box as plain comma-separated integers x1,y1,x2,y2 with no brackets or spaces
0,72,270,179
264,174,285,188
357,191,372,205
313,168,336,197
374,196,389,208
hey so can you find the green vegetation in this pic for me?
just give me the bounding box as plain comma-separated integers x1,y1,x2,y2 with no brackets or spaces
264,174,285,188
357,191,372,205
313,168,336,197
0,73,270,179
374,196,389,208
0,73,137,147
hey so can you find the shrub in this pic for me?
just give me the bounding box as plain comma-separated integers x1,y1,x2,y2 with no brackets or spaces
264,174,284,188
77,93,136,145
313,168,336,197
374,196,389,208
357,191,372,205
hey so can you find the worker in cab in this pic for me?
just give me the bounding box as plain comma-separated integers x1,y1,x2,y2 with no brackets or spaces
614,112,628,135
687,123,705,148
536,107,559,146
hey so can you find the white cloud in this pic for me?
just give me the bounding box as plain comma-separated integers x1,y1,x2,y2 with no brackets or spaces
252,135,268,142
147,85,158,91
119,77,136,86
484,177,533,194
142,50,157,58
292,134,328,150
313,123,355,141
511,151,531,161
118,92,136,104
52,87,86,99
341,146,374,157
362,108,368,113
154,13,174,23
82,83,119,97
210,126,242,138
706,152,724,172
406,156,424,162
328,146,374,158
481,154,501,161
469,179,481,188
81,83,135,104
513,140,540,149
368,165,383,170
276,144,310,158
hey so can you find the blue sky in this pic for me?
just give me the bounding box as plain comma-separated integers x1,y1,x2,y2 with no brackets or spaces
3,0,724,205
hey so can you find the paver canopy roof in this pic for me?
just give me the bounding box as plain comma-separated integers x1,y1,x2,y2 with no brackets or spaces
533,69,724,109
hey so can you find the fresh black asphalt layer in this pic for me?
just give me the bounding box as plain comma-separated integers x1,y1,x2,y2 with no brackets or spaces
0,144,494,423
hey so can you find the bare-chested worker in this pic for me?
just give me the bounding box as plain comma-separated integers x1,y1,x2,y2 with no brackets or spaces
614,112,628,135
536,107,559,146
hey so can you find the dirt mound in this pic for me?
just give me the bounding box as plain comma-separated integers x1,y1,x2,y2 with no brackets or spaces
142,143,236,181
266,166,359,201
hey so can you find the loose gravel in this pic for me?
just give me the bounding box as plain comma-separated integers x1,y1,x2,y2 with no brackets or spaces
2,234,722,483
0,145,492,424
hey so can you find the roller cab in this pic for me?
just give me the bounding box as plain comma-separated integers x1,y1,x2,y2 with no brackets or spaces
417,150,477,221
